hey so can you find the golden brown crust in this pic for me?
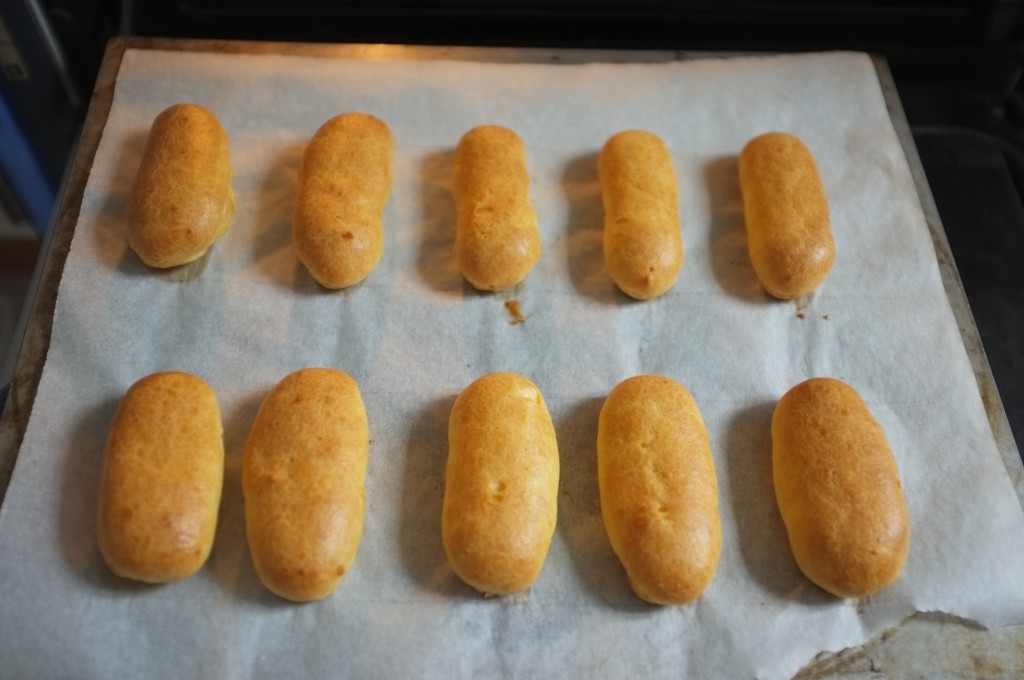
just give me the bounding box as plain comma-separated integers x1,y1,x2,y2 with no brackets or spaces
242,368,369,602
443,372,559,595
772,377,910,598
598,375,720,604
599,130,683,300
738,132,834,299
97,371,224,583
126,104,235,268
293,113,394,289
453,125,540,291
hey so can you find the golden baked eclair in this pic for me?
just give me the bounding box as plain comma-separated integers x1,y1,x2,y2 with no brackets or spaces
738,132,835,299
598,375,720,604
242,368,369,602
293,113,394,289
773,378,910,598
443,372,559,595
599,130,684,300
127,104,235,268
97,371,224,583
453,125,541,291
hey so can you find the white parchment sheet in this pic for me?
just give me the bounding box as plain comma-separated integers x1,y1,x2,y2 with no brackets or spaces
1,48,1023,680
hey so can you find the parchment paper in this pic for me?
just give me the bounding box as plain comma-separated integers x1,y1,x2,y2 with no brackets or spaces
1,48,1023,680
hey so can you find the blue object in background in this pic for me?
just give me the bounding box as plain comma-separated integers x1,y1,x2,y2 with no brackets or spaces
0,0,88,240
0,91,56,236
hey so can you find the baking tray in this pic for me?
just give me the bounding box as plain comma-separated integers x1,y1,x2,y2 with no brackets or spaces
1,37,1022,678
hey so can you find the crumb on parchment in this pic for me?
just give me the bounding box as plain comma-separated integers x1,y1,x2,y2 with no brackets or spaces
505,300,525,325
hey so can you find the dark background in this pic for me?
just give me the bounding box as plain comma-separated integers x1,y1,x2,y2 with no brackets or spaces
3,0,1022,450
